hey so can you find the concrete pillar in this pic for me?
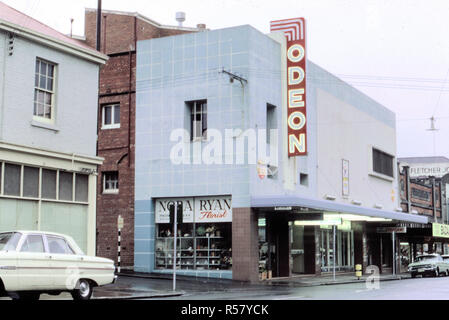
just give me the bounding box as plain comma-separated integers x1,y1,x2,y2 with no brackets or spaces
353,222,369,273
304,226,321,275
232,207,259,282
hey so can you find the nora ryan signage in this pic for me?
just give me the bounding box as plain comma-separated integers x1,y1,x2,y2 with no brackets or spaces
270,17,307,157
155,196,232,223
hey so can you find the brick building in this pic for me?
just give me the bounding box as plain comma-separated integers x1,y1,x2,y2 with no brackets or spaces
82,8,202,268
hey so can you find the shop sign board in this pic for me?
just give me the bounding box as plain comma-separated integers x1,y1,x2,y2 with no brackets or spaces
194,196,232,223
155,198,194,223
432,223,449,238
376,227,407,233
155,196,232,224
270,17,307,157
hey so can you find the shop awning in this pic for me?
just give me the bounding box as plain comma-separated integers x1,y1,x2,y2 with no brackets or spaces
251,194,428,224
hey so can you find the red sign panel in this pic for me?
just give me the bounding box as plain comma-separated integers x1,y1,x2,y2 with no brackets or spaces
270,18,307,157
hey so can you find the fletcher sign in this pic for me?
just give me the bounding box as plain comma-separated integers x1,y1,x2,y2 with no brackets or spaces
271,18,307,157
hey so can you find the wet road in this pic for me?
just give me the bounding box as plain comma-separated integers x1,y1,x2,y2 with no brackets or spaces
129,275,449,300
2,274,449,300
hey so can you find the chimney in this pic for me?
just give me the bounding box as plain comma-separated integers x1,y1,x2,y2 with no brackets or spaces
196,23,206,30
176,12,186,27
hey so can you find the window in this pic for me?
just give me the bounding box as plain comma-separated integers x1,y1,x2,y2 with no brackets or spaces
372,148,394,178
103,171,119,193
188,100,207,140
23,166,39,198
59,171,73,201
266,104,277,145
156,222,232,271
1,163,88,203
46,236,75,255
20,234,45,253
4,163,20,196
102,104,120,129
42,169,57,200
34,58,56,121
75,174,88,202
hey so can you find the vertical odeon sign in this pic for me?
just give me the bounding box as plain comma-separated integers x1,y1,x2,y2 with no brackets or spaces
271,18,307,157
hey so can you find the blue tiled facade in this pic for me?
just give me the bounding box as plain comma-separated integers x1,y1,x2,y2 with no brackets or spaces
134,24,397,278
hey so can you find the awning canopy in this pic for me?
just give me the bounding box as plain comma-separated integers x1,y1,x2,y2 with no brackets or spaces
251,194,428,224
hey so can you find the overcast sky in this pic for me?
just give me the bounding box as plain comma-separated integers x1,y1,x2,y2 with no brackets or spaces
4,0,449,160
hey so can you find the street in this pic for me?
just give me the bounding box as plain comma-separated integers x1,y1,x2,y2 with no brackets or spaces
126,275,449,300
2,274,449,300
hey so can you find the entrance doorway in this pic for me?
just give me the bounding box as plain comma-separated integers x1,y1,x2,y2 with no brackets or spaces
320,228,354,272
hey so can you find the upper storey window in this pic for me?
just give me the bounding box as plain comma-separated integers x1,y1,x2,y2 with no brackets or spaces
34,58,56,122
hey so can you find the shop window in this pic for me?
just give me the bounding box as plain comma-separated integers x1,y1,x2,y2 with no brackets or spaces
4,163,21,196
187,100,207,141
58,171,73,201
372,148,394,178
156,222,232,271
42,169,57,199
75,174,88,202
23,166,39,198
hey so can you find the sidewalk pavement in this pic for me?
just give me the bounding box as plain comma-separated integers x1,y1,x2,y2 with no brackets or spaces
113,270,412,292
261,272,411,287
92,280,184,300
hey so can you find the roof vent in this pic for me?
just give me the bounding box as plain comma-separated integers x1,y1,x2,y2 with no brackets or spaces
176,12,186,27
197,23,206,30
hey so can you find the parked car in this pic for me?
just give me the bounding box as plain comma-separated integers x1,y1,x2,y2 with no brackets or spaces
407,253,449,278
0,231,116,300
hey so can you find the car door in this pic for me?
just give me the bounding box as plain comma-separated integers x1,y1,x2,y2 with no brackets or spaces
45,235,79,289
17,234,52,290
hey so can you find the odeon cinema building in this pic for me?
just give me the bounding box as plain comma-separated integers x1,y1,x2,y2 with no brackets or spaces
133,18,428,281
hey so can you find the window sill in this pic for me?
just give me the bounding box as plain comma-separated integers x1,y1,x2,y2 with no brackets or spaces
103,190,119,195
102,124,121,130
369,172,394,182
31,119,59,132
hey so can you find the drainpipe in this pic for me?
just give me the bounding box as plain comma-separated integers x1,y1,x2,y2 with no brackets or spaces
405,166,411,213
431,176,436,221
96,0,102,51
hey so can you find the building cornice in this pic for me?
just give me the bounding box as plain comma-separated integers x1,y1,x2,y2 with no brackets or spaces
0,141,104,166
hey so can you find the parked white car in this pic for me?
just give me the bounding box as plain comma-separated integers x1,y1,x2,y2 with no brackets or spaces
408,253,449,278
0,231,116,300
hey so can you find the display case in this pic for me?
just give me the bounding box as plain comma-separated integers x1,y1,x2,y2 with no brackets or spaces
155,222,231,270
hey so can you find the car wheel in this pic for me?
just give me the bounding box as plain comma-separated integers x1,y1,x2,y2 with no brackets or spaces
11,292,40,300
71,279,93,301
411,273,417,278
435,269,440,277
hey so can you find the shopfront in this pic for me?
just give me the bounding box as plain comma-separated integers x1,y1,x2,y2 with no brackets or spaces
154,196,232,272
258,210,356,278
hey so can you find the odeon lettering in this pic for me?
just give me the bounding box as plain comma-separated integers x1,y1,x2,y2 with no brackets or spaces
270,17,308,157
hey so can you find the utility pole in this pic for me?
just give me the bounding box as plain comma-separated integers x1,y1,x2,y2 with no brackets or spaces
96,0,102,51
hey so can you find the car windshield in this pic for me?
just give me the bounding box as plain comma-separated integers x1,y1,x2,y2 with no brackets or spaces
0,232,22,251
416,255,439,262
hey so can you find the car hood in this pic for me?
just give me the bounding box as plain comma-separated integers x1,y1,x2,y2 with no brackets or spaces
408,261,436,268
